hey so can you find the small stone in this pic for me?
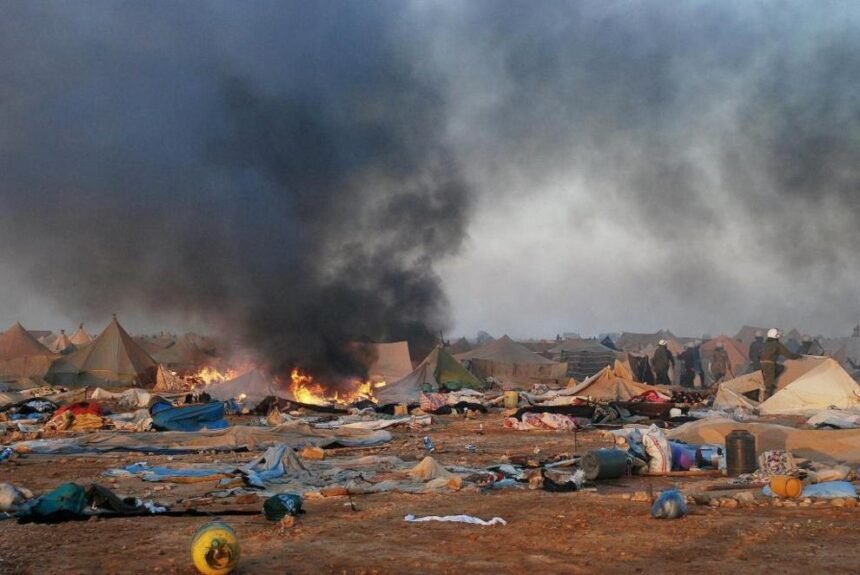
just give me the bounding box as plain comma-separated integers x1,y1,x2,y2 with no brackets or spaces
831,498,846,508
630,491,650,502
783,500,797,508
720,498,739,509
843,498,857,508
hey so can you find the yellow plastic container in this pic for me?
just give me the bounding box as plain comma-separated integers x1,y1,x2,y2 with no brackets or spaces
191,521,240,575
503,391,519,409
770,475,803,499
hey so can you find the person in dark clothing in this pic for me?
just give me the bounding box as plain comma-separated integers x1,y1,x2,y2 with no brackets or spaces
651,340,674,386
748,331,765,373
679,344,698,388
710,342,732,384
760,328,801,399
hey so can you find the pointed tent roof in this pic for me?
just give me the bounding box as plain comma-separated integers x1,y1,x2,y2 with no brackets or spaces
0,322,51,361
50,330,75,354
759,358,860,415
69,324,93,346
52,316,157,386
456,335,556,364
734,325,767,349
153,364,187,393
375,346,483,405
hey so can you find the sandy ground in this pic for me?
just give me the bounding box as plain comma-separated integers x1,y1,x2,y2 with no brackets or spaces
1,412,859,575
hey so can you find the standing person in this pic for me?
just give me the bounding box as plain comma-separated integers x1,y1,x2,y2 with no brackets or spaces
651,340,674,386
760,328,801,400
679,343,698,388
709,342,733,385
748,331,765,373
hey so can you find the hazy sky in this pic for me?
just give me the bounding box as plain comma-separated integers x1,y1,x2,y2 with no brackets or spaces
2,1,860,347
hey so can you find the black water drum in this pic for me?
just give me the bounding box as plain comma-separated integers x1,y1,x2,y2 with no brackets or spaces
725,430,757,476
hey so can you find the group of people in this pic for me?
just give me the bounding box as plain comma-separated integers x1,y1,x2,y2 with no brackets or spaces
649,328,801,399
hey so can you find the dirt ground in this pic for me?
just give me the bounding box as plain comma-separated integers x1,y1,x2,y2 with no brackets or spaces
2,412,859,575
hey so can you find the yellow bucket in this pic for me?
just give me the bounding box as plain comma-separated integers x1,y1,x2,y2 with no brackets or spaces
770,475,803,499
503,391,519,409
191,521,240,575
393,404,408,416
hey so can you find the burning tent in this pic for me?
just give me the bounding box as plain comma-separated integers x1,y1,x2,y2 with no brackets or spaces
375,345,483,406
354,341,412,385
206,369,290,409
47,316,157,388
455,335,567,389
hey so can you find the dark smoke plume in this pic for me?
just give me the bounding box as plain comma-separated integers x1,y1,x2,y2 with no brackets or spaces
3,1,860,353
0,2,469,380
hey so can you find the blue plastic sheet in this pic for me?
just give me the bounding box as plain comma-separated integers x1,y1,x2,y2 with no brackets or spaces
763,480,857,499
150,400,228,432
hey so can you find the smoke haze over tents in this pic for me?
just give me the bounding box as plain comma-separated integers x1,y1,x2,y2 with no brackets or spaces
3,1,860,367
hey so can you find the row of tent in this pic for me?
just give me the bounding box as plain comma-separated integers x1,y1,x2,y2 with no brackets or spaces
0,317,212,388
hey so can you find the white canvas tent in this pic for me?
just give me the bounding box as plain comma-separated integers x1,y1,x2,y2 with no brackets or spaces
759,358,860,415
712,371,764,411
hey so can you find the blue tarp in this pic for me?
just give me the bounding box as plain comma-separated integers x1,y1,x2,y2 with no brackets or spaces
150,400,228,432
763,480,858,499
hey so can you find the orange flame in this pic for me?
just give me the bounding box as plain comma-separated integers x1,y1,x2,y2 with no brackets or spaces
289,368,379,406
193,366,238,385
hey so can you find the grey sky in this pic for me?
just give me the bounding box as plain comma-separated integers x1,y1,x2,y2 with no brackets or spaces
2,1,860,348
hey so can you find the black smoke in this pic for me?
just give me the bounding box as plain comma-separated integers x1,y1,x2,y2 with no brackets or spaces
2,1,860,354
0,2,468,380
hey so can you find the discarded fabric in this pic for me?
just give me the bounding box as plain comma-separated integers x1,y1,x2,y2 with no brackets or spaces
404,514,507,526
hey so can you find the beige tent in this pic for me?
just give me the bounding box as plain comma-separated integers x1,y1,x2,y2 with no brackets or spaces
759,358,860,415
48,316,157,388
375,346,483,405
456,335,567,387
153,364,187,393
712,371,764,411
150,335,208,372
668,416,860,464
69,324,93,346
0,322,51,361
700,334,747,376
568,364,663,401
49,330,75,354
354,341,412,384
